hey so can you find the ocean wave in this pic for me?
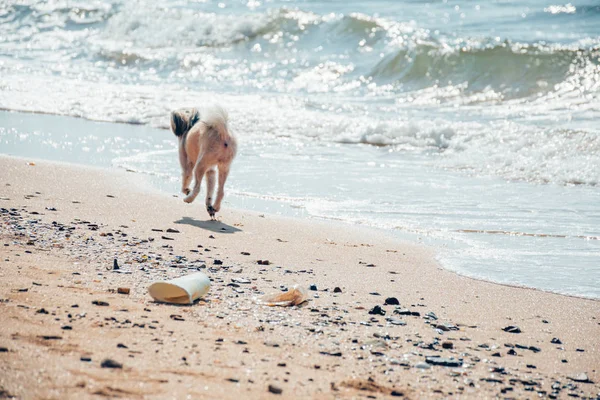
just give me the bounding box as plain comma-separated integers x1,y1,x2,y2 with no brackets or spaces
90,5,599,101
3,1,599,104
1,1,114,28
370,39,600,102
2,67,599,186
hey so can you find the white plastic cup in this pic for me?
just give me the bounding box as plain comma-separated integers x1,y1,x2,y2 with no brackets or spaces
148,272,211,304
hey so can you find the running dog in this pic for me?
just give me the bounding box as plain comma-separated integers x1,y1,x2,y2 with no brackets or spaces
170,105,237,219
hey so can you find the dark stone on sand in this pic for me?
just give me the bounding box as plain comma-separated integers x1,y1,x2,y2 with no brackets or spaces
226,378,239,383
425,312,438,320
529,346,541,353
481,377,503,383
241,252,250,255
491,352,501,357
368,306,386,316
39,335,62,340
551,337,562,344
394,309,420,317
36,308,49,314
92,300,109,306
268,384,283,395
319,351,342,357
333,287,342,293
309,284,318,291
166,228,180,233
257,260,271,265
576,348,585,352
113,259,120,270
502,325,521,333
101,358,123,369
117,343,128,349
161,236,174,240
80,356,92,362
425,356,462,367
61,325,72,330
526,364,537,369
442,341,453,349
0,347,8,352
213,259,223,265
170,314,185,321
390,390,404,397
385,297,400,305
386,317,406,326
507,349,517,356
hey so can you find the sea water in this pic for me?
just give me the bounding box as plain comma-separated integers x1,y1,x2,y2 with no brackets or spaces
0,0,599,297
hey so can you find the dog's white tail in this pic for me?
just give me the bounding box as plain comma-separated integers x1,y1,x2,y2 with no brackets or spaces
202,105,230,140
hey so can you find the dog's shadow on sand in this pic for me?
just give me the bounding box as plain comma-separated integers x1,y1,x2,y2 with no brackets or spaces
174,216,242,234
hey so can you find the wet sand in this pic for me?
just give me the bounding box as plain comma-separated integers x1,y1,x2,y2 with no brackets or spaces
0,155,598,399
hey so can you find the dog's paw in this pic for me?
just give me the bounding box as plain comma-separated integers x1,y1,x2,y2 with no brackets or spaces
207,205,216,219
183,195,194,204
182,188,191,195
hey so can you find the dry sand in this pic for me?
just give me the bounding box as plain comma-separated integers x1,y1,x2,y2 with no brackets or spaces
0,155,598,399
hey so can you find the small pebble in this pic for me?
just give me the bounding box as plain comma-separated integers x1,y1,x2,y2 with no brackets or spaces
384,297,400,305
502,325,521,334
268,384,283,395
101,359,123,369
568,373,591,383
368,306,386,316
414,362,431,370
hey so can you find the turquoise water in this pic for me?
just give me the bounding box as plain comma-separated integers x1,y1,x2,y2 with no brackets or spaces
0,1,599,297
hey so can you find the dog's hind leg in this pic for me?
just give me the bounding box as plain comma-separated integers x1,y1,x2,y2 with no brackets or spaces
178,139,193,195
183,156,209,204
212,164,231,214
205,168,217,219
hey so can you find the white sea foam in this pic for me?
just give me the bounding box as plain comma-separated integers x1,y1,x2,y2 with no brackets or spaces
1,67,599,186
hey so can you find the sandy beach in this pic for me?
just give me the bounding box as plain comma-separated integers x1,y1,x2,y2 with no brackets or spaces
0,155,599,399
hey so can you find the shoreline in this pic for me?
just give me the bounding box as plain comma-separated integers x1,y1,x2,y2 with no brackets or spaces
3,109,599,300
1,155,599,399
6,152,598,303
